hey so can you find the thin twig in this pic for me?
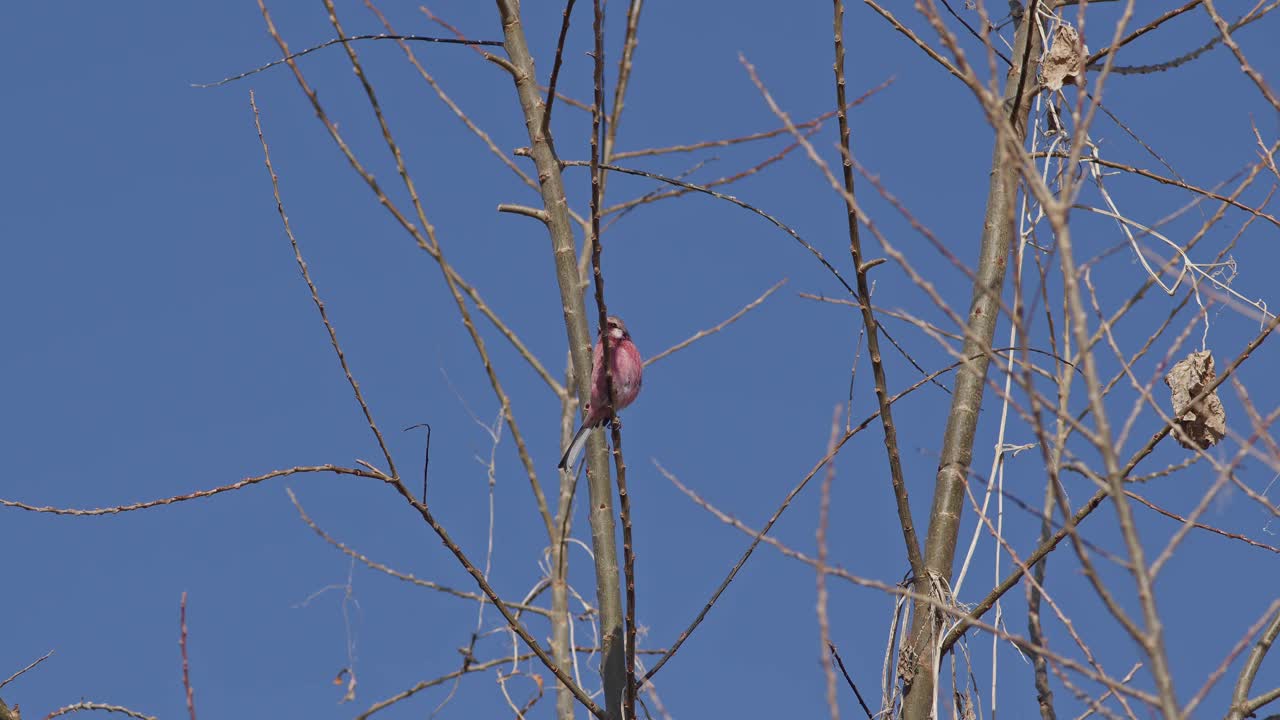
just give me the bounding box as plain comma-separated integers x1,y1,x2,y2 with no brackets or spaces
602,127,817,218
1085,1,1202,66
364,3,538,191
542,0,577,142
646,279,788,367
861,0,964,80
559,159,855,297
0,650,53,692
612,94,888,160
402,423,431,503
829,643,876,719
1201,0,1280,111
587,2,636,715
422,6,588,107
1099,1,1280,77
46,703,157,720
603,0,644,168
357,653,536,719
181,593,197,720
194,34,502,88
1132,490,1280,555
287,488,549,615
601,156,719,232
639,429,858,686
1028,479,1058,720
827,0,925,581
818,406,842,720
251,90,399,482
1031,153,1280,230
1,465,383,515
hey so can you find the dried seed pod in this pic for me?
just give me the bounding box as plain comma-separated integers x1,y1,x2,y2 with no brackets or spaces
1042,24,1086,92
1164,351,1227,449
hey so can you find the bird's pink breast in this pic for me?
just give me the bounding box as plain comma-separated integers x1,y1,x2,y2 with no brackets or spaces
611,341,643,408
585,338,643,425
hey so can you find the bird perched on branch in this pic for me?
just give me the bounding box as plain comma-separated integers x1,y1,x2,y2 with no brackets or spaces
559,316,643,470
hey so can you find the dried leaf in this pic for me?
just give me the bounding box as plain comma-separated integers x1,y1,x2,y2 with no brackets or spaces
1043,24,1086,92
1164,351,1227,449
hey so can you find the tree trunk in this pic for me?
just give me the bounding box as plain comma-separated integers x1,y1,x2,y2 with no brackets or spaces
900,5,1042,718
494,3,626,717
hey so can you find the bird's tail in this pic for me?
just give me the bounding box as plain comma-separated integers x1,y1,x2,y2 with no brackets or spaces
558,422,594,471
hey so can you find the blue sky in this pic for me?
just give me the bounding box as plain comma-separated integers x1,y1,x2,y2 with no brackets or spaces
3,2,1279,719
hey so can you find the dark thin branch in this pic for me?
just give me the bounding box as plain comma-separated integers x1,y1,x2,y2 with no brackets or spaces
938,0,1012,66
194,34,503,88
1091,0,1280,75
541,0,577,141
1086,0,1202,66
1028,483,1057,720
588,2,636,716
830,0,925,581
404,423,432,503
1126,490,1280,555
1007,0,1040,129
828,643,875,719
1034,154,1280,229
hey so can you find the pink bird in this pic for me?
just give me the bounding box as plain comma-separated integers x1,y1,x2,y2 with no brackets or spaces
559,316,644,470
